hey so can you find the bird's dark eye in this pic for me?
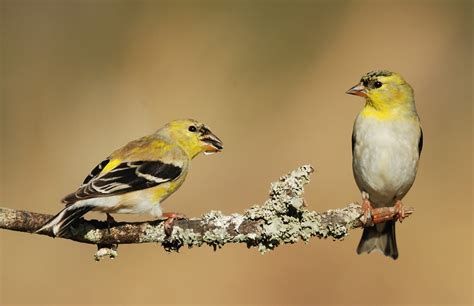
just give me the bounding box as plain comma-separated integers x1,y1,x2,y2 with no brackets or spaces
374,81,382,88
188,126,197,132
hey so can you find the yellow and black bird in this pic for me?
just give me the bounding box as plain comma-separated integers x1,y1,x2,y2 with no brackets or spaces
38,119,223,236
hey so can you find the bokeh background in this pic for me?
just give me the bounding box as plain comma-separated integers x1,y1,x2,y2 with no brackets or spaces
1,0,472,305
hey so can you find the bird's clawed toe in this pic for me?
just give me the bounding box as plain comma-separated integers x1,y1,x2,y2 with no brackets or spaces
361,198,375,227
162,212,187,236
394,200,406,223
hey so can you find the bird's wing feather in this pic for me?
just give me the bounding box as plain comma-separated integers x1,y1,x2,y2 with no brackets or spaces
351,131,356,156
418,128,423,157
62,160,182,205
82,159,110,184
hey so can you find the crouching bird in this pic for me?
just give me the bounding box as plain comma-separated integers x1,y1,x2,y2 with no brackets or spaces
347,70,422,259
37,119,223,237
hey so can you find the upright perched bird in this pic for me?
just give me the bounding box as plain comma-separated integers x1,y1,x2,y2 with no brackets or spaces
38,119,223,237
347,70,422,259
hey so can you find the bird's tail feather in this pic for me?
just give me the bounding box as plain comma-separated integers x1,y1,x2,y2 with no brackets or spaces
36,204,93,237
356,220,398,260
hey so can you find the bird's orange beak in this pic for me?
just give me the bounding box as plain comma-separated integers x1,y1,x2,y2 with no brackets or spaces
346,83,367,98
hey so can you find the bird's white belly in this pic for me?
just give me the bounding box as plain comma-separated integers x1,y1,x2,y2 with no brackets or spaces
353,118,419,207
75,189,163,217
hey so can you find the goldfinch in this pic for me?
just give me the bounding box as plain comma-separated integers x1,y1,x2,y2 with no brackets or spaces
347,70,422,259
38,119,223,237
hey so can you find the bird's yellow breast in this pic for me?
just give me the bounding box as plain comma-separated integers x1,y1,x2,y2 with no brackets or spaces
360,100,416,122
360,106,394,121
150,180,183,202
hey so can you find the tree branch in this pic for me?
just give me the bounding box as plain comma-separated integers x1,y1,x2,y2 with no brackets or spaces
0,165,413,260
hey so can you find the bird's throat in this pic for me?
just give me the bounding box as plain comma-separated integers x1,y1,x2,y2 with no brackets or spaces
361,101,414,121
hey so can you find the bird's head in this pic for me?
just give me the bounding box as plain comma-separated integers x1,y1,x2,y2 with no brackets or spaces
161,119,223,158
346,70,415,114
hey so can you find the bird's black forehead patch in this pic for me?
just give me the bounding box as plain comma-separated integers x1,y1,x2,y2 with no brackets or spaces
360,70,393,85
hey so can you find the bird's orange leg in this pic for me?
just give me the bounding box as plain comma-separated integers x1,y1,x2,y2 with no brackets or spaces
162,212,187,236
360,198,375,227
394,200,406,223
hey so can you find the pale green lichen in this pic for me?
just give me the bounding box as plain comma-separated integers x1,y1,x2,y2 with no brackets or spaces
345,203,365,227
200,211,247,249
80,227,103,243
201,210,225,224
141,223,167,243
164,226,203,252
202,227,232,250
94,247,118,261
233,233,248,242
162,210,252,252
240,165,317,253
230,165,363,253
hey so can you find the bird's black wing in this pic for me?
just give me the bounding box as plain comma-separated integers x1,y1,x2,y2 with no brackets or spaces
418,128,423,157
352,132,356,156
82,159,110,184
63,160,182,205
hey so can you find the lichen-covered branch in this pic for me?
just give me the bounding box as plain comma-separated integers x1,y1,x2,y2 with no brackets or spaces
0,165,413,260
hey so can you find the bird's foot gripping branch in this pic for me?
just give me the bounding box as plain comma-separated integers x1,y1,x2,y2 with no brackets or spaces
0,165,413,261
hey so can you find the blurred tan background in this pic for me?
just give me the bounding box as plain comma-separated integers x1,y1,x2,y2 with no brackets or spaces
1,0,472,305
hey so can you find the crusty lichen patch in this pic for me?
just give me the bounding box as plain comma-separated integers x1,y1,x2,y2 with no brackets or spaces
156,164,363,254
163,226,203,252
94,246,118,261
243,165,319,253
